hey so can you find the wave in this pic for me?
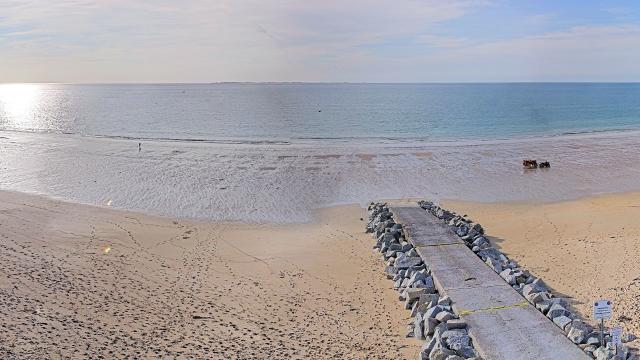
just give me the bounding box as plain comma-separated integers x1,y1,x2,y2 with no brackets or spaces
0,128,293,145
3,124,640,147
91,134,293,146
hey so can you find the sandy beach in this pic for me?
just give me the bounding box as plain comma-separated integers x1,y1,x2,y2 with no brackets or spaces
445,193,640,343
3,187,640,358
0,190,419,359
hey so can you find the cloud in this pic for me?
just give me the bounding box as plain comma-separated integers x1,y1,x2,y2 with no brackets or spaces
0,0,492,82
523,13,556,26
1,1,639,82
418,34,470,48
403,25,640,82
602,7,634,16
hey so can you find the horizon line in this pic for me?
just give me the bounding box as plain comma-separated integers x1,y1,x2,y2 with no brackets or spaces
2,81,640,85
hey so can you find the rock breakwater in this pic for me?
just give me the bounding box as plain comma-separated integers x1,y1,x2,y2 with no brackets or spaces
367,203,481,360
418,200,636,360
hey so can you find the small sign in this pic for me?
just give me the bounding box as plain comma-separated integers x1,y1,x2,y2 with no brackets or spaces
611,327,623,346
593,300,612,320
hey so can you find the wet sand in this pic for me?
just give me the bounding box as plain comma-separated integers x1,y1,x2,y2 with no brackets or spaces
445,192,640,343
0,190,419,359
5,129,640,223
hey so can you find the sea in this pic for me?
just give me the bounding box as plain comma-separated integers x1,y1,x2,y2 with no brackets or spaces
1,82,640,222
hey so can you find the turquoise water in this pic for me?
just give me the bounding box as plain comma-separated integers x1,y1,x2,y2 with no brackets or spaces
1,83,640,142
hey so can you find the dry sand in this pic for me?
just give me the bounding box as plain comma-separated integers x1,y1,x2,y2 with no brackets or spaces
445,192,640,342
0,190,420,359
5,188,640,359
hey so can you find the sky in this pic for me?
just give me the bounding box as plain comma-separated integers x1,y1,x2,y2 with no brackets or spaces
1,0,640,83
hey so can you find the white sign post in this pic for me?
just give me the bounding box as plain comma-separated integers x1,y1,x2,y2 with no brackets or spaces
593,300,613,348
611,326,623,354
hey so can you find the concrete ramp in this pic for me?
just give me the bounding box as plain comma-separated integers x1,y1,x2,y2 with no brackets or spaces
391,206,589,360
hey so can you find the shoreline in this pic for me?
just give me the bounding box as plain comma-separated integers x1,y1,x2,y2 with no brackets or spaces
4,128,640,223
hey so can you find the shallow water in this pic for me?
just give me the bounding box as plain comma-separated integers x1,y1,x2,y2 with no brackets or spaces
2,130,640,223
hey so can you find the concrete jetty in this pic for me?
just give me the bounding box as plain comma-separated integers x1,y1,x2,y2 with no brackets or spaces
390,206,590,360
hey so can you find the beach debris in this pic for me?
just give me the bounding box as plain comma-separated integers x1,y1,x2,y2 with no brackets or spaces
417,200,635,360
102,245,111,254
539,161,551,168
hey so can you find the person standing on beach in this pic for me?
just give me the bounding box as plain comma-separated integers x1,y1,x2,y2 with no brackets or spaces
138,142,141,152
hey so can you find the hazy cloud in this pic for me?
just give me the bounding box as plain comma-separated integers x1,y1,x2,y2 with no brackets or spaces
418,34,470,48
406,25,640,82
0,0,639,82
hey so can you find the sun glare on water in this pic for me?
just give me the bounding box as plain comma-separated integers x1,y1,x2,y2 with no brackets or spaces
0,83,42,129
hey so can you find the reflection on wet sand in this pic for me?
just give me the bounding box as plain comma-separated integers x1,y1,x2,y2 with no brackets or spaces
2,130,640,223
